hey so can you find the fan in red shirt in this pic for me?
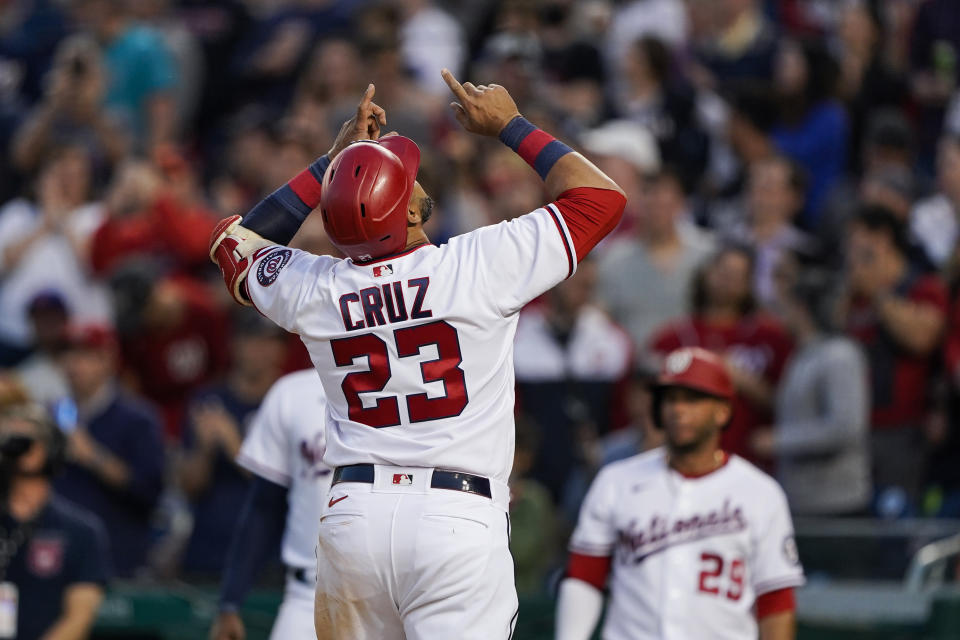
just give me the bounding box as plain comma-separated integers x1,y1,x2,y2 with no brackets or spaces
111,268,230,439
648,246,792,462
844,205,947,503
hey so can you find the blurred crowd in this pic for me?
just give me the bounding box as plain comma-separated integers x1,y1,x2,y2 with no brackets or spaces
1,0,960,598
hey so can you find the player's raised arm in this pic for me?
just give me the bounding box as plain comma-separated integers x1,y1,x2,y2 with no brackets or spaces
442,69,626,261
240,84,387,245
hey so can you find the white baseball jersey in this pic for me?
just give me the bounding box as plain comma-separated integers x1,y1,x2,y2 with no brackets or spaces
571,448,805,640
236,369,332,570
244,205,576,484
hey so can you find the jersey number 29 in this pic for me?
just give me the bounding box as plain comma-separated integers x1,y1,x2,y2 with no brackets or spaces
331,320,468,428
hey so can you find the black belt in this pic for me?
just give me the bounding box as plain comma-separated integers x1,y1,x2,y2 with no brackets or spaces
331,464,492,499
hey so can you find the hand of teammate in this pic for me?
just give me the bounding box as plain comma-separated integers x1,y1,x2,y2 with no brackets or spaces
209,610,245,640
328,83,387,159
442,68,521,137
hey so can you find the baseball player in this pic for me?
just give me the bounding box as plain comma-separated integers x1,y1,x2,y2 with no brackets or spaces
210,369,331,640
556,347,805,640
207,72,626,639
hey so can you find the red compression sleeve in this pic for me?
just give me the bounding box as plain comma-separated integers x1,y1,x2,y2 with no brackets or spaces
756,587,796,619
566,552,612,591
550,187,627,262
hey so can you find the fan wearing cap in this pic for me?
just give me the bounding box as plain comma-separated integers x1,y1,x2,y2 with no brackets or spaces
208,73,625,639
557,347,804,640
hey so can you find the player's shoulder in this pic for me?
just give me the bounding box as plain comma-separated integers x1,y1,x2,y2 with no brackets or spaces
726,455,788,501
596,447,667,486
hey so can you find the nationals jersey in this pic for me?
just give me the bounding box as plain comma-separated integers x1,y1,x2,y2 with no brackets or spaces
245,205,576,484
571,448,805,640
236,369,332,570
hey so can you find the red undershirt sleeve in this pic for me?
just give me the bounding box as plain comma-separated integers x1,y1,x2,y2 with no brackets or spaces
566,552,613,591
550,187,627,262
756,587,796,619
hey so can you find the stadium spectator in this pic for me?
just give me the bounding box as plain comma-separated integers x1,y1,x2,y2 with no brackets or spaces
834,1,907,176
649,245,792,463
70,0,179,150
0,0,70,103
14,291,71,407
90,150,218,277
0,144,111,363
844,206,948,508
910,134,960,276
614,36,710,188
728,155,817,307
751,256,872,516
690,0,778,85
597,167,715,352
11,35,127,180
908,0,960,166
397,0,464,97
514,259,633,499
771,39,848,227
0,403,110,640
111,268,230,438
178,312,287,575
55,324,165,577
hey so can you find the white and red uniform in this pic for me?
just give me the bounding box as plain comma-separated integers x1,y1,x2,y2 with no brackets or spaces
243,186,625,639
568,448,804,640
236,370,332,639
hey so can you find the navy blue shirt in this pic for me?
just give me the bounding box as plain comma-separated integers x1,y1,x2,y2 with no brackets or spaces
54,392,165,577
182,385,274,574
4,496,110,640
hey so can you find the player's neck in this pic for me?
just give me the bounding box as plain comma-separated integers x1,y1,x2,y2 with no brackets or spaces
405,226,431,251
668,444,727,479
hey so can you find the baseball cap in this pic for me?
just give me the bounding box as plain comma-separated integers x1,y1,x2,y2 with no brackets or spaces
651,348,734,401
65,324,118,351
28,290,69,316
580,120,661,174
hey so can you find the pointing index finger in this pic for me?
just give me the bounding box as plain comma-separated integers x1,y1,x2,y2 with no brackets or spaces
359,83,375,111
441,68,468,102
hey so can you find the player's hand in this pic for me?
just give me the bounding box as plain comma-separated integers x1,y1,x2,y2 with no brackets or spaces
328,83,387,159
210,610,245,640
442,69,521,137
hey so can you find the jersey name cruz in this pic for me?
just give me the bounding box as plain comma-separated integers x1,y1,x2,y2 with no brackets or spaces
338,277,432,331
616,498,747,563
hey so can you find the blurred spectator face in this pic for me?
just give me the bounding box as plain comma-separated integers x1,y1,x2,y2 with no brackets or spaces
847,220,902,295
639,173,685,239
229,127,276,190
73,0,124,39
0,376,29,411
775,41,807,96
310,39,362,101
63,344,115,400
839,3,879,53
937,137,960,203
704,249,753,311
747,158,800,227
56,146,94,206
291,213,338,256
28,296,69,351
624,39,664,91
718,0,757,24
105,160,161,217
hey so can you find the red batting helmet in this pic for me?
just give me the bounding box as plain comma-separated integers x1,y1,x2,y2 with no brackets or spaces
650,347,735,429
320,136,421,263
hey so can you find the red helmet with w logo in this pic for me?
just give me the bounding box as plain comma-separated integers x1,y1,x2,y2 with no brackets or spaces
320,136,420,263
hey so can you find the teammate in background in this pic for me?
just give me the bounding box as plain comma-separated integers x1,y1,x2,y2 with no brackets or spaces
210,369,330,640
557,347,804,640
208,72,625,639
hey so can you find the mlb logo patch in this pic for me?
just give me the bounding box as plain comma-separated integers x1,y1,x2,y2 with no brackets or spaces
373,264,393,278
392,473,413,485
